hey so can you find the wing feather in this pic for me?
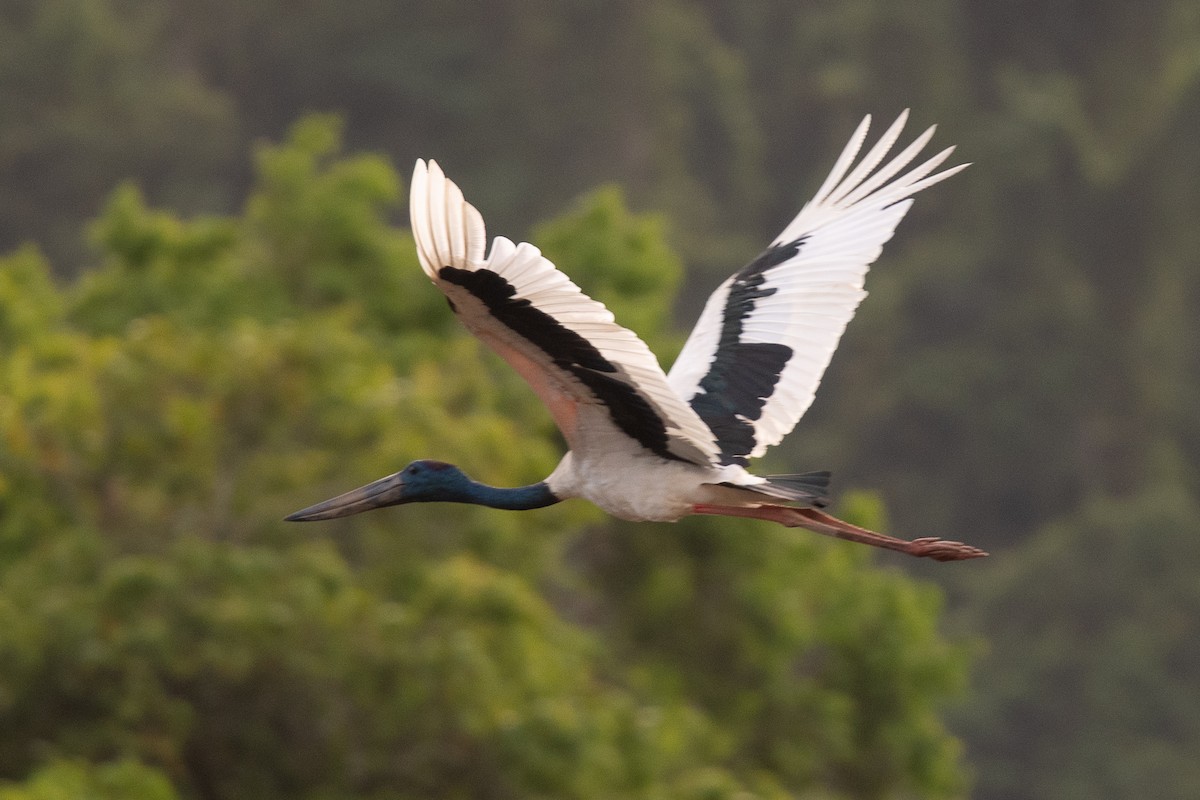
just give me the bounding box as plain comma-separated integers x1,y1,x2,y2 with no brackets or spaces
668,113,965,466
410,160,717,465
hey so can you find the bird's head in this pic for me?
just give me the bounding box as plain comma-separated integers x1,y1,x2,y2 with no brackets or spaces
285,460,470,521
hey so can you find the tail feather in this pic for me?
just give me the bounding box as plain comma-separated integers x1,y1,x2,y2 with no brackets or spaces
755,470,832,507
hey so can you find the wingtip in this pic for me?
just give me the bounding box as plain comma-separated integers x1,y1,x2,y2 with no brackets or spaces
411,158,431,189
408,157,489,276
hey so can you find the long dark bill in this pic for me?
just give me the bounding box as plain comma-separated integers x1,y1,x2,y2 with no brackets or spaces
285,472,408,522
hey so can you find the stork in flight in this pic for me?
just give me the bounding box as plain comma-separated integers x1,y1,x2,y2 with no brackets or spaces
287,111,986,561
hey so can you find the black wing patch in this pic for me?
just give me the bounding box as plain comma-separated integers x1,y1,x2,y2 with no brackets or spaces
439,266,692,463
688,239,805,466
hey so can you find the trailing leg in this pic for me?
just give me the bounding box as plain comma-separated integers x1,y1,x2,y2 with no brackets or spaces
691,503,987,562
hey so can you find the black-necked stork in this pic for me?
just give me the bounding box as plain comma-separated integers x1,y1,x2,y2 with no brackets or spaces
288,111,986,561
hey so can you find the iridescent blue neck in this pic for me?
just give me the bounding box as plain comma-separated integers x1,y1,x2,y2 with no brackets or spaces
284,463,561,522
459,480,560,511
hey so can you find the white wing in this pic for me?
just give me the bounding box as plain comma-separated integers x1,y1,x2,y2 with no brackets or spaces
667,111,967,466
410,160,718,466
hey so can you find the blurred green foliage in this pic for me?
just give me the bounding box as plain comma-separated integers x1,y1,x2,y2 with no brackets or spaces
4,2,1200,796
0,759,179,800
960,485,1200,800
0,120,969,799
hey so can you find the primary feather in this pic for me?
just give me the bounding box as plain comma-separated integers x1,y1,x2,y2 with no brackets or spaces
410,159,719,467
667,110,968,466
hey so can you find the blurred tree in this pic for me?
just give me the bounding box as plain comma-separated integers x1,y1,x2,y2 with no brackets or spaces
0,0,236,273
957,484,1200,800
168,0,765,272
2,1,1200,797
575,503,968,799
0,759,179,800
0,531,752,799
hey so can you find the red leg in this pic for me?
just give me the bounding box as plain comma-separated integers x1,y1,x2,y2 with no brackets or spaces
691,503,987,562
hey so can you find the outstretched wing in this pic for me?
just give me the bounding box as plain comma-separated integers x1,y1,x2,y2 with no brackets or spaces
410,160,718,466
667,111,967,466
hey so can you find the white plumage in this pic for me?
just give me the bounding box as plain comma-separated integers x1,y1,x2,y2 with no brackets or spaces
289,112,985,562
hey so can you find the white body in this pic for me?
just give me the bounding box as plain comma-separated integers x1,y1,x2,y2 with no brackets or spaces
544,406,759,521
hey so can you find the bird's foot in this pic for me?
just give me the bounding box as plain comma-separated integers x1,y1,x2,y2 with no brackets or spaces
904,536,989,561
